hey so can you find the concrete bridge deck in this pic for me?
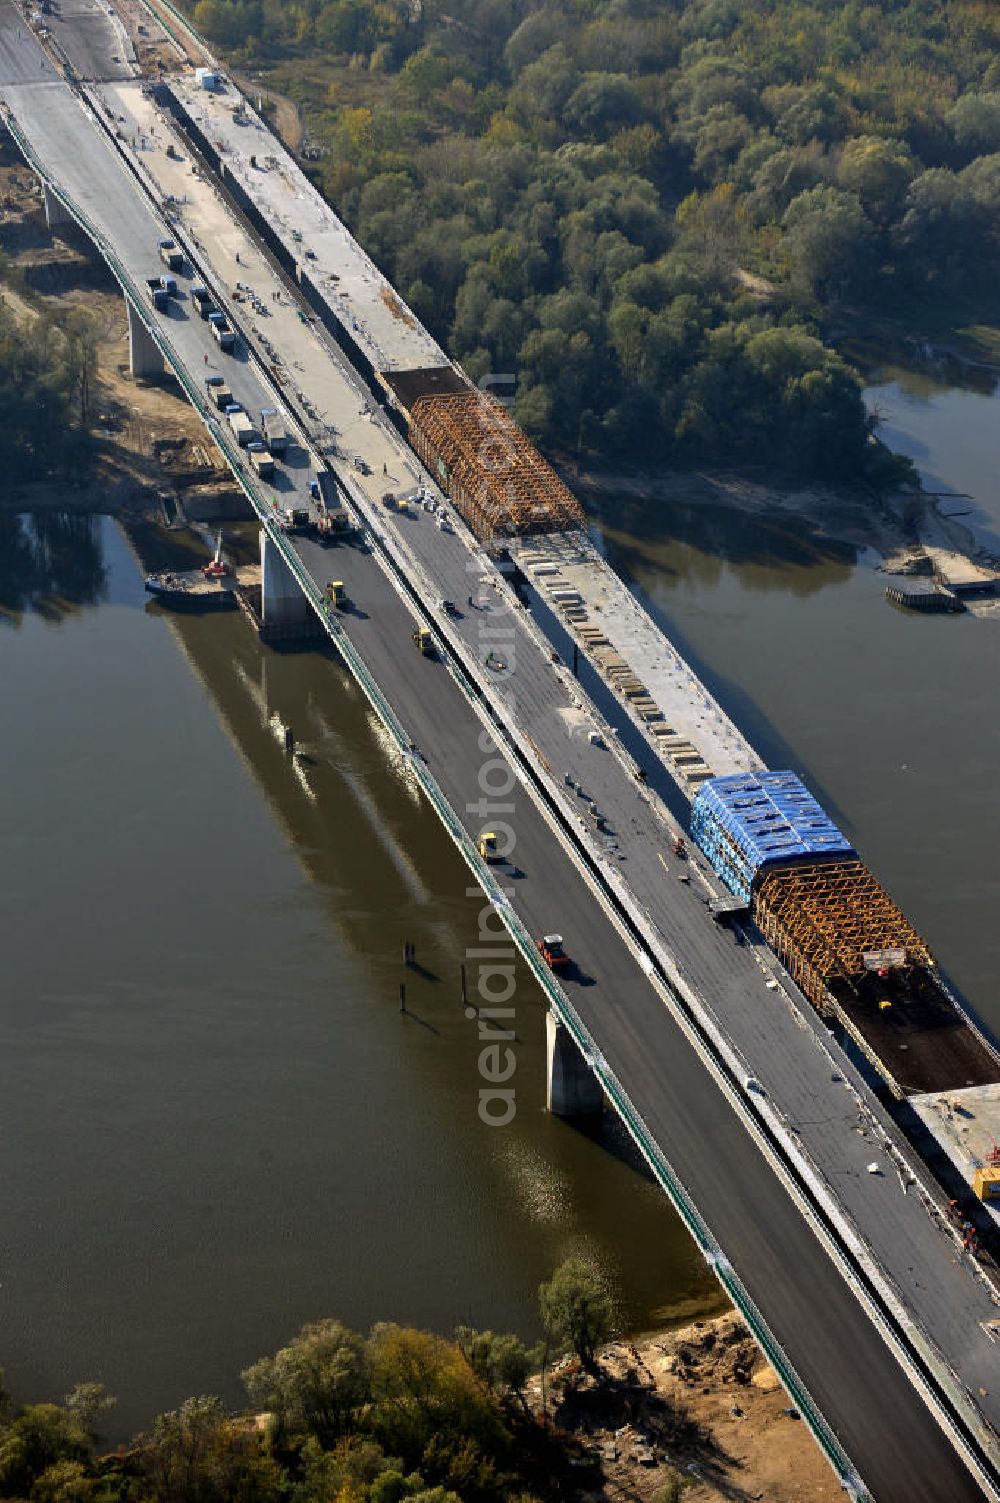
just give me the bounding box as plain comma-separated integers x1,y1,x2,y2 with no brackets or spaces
1,6,997,1497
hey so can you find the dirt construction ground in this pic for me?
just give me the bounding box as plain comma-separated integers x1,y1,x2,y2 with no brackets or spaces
0,133,243,520
529,1312,842,1503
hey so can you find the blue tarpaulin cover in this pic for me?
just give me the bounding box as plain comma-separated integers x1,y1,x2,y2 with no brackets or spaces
691,771,854,903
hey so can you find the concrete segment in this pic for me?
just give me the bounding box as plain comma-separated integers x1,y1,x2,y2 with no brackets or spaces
546,1010,603,1117
126,299,163,377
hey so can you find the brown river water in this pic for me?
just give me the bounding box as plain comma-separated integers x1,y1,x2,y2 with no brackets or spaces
1,351,996,1435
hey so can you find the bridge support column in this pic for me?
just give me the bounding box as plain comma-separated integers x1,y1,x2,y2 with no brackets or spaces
260,529,310,627
546,1011,602,1117
42,181,71,229
127,302,164,379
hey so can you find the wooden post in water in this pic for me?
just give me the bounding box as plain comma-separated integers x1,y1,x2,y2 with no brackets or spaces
399,983,406,1014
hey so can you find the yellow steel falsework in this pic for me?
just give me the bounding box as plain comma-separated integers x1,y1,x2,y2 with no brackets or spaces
408,390,586,542
752,858,933,1006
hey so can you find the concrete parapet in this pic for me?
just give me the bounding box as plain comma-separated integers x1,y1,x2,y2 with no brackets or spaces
546,1010,602,1117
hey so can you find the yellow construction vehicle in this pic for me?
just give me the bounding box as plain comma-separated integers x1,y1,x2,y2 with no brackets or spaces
412,625,434,655
327,580,346,607
478,831,499,862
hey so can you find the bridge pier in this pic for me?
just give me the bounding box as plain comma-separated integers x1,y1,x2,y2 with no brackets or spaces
546,1011,602,1117
127,302,164,379
260,529,311,627
41,181,72,229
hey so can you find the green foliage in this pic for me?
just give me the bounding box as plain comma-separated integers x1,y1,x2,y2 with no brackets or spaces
538,1257,613,1370
454,1328,535,1409
0,302,95,486
0,1403,89,1498
138,1395,282,1503
242,1318,368,1448
155,0,1000,480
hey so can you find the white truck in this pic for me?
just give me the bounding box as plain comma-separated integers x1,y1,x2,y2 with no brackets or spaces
260,408,288,455
208,311,235,352
225,404,255,447
247,441,274,479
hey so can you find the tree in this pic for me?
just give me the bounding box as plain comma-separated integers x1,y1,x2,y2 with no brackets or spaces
835,136,916,223
63,1383,114,1440
242,1318,369,1448
366,1324,506,1468
454,1328,536,1410
947,91,1000,159
141,1396,281,1503
782,186,872,303
538,1258,612,1371
893,168,988,293
0,1404,90,1499
28,1459,96,1503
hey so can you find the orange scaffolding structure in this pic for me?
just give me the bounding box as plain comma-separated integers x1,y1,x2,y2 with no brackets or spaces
752,858,933,1007
409,391,586,542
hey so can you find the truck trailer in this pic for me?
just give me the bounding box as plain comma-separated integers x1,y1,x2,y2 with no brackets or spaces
208,312,235,352
158,238,183,273
225,404,255,446
145,276,168,311
204,374,234,410
247,442,274,478
260,408,288,454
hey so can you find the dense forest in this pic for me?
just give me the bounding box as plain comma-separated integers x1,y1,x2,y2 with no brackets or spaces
0,1262,641,1503
183,0,1000,483
0,297,95,484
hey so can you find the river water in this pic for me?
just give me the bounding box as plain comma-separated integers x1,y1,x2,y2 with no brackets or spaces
4,352,997,1436
0,513,714,1437
594,354,1000,1040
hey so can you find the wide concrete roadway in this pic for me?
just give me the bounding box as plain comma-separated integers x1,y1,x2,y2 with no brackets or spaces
290,527,990,1503
0,26,994,1502
361,486,1000,1410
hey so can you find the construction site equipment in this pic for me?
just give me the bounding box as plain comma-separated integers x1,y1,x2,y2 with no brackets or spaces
692,771,854,904
225,404,254,446
209,311,235,351
145,276,168,311
191,284,212,314
478,831,499,862
247,442,274,478
261,408,288,454
752,858,933,1008
282,507,311,533
538,934,568,971
408,390,586,542
159,238,183,272
326,580,346,607
412,625,434,655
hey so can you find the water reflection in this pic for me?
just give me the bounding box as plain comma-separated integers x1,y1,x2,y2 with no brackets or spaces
593,493,856,599
0,512,107,624
0,511,719,1433
844,336,1000,400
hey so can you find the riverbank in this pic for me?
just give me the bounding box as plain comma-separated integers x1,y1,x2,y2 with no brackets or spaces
532,1311,841,1503
575,463,1000,602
